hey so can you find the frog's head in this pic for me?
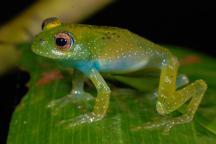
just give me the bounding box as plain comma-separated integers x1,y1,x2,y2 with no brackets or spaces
31,17,91,61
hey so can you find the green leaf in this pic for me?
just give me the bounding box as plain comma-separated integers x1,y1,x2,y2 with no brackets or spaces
7,44,216,144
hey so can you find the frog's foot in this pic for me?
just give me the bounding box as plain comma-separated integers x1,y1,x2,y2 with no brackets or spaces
132,114,193,134
47,92,94,113
59,112,104,128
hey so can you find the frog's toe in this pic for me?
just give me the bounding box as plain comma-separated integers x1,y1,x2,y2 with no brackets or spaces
132,114,193,134
132,117,175,134
59,112,103,128
47,92,94,114
70,92,95,104
47,96,72,114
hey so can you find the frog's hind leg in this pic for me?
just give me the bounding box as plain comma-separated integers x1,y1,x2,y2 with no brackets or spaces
135,53,207,133
47,70,94,113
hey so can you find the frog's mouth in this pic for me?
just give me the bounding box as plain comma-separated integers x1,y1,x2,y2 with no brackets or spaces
31,43,67,60
31,38,52,59
31,44,46,57
31,44,51,59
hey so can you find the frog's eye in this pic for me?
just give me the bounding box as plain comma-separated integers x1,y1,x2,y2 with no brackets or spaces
42,17,61,30
55,32,73,50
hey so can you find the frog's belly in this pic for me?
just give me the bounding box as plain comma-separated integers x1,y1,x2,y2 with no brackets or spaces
98,57,149,73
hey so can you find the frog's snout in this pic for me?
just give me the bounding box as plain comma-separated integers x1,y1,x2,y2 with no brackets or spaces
31,37,46,55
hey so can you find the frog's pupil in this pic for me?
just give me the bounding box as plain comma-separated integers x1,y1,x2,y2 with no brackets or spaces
56,38,67,46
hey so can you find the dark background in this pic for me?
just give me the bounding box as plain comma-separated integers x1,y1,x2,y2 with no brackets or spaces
0,0,215,143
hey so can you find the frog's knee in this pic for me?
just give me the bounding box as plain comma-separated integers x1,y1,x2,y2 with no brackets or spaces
195,79,207,91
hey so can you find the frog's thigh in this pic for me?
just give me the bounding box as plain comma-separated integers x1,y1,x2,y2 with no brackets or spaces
156,56,207,115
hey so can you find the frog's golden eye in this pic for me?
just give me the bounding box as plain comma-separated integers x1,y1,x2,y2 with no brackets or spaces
55,32,73,50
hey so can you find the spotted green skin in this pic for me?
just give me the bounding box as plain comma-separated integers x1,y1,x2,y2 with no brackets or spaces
32,21,207,132
32,24,168,74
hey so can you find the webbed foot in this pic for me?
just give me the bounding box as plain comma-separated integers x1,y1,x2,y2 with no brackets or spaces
59,112,104,128
47,91,94,113
132,114,193,134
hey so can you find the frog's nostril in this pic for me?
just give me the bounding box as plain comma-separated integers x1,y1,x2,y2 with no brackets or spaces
39,38,46,45
40,38,44,43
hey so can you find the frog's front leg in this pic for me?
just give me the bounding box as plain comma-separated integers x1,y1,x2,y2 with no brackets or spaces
135,53,207,133
60,68,111,127
47,70,94,112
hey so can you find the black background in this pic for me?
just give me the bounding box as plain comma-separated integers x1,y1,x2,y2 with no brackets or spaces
0,0,215,143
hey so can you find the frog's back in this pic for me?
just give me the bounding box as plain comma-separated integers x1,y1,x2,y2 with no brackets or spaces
68,24,169,73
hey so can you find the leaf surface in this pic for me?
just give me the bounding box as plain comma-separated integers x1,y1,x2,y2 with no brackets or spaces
7,44,216,144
